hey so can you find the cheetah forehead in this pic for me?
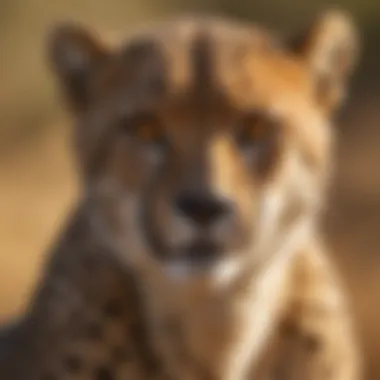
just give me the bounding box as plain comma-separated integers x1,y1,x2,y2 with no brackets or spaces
115,16,277,51
104,17,287,97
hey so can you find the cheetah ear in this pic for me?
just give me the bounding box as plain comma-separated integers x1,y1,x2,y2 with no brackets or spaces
48,22,109,114
291,10,359,113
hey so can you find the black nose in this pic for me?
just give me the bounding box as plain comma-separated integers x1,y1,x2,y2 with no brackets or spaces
175,191,232,226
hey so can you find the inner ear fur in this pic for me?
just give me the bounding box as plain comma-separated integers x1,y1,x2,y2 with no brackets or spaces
47,22,109,113
290,9,359,113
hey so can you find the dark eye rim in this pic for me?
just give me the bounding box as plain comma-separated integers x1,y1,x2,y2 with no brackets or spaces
236,110,281,148
116,112,168,148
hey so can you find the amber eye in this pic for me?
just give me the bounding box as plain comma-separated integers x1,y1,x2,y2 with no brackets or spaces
121,113,167,148
237,111,280,173
237,112,279,149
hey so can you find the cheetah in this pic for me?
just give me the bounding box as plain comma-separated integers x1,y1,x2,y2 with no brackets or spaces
0,9,361,380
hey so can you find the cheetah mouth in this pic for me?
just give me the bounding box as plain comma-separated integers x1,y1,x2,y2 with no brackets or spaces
180,240,222,265
163,239,228,277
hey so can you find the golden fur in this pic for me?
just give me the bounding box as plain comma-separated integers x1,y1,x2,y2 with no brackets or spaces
0,10,361,380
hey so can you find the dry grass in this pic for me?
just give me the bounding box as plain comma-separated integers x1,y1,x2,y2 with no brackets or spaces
0,123,78,320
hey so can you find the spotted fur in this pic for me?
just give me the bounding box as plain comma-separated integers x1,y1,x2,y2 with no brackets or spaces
0,11,361,380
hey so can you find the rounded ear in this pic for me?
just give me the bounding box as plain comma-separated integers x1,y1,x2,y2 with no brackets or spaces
47,22,109,113
290,10,359,114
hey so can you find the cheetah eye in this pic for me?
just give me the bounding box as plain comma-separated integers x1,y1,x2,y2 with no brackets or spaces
237,111,279,151
119,113,168,148
237,111,280,172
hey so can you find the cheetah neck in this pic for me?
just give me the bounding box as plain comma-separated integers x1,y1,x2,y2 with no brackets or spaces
137,216,314,380
134,211,313,380
138,250,296,380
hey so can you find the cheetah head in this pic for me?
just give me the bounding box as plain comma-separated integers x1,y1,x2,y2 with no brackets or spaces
49,11,358,286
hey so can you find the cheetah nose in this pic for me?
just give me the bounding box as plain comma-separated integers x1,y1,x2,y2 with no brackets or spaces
175,191,232,227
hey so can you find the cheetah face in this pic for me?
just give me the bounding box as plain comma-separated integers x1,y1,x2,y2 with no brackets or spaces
49,12,358,283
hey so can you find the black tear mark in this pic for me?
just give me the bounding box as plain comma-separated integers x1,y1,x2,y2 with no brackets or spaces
130,320,162,375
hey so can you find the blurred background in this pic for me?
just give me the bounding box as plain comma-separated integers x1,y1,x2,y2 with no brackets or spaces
0,0,379,378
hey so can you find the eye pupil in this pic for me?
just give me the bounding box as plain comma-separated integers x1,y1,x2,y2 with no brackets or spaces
119,113,167,148
237,112,280,176
138,124,156,140
238,112,278,147
246,124,265,141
